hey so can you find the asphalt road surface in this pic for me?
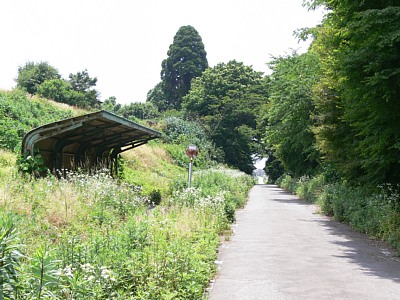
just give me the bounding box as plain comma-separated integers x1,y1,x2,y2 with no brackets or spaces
208,184,400,299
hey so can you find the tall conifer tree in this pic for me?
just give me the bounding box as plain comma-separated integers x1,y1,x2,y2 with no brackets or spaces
161,25,208,110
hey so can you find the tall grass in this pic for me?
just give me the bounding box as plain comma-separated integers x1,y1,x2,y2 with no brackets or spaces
171,167,254,222
0,148,253,299
122,143,183,196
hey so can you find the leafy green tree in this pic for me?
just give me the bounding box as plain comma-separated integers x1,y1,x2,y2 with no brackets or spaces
309,0,400,184
118,102,159,120
69,69,97,92
183,60,268,174
36,79,71,104
16,61,60,94
102,96,121,113
161,25,208,109
146,82,168,112
264,152,285,183
266,51,320,177
68,69,99,108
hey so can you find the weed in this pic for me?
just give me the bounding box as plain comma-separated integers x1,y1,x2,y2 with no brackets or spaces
0,212,23,299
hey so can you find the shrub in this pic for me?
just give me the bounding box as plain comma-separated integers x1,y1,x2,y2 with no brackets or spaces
224,201,236,223
36,78,71,104
161,117,222,168
149,189,162,205
296,174,326,203
317,182,400,252
278,174,298,194
17,148,48,177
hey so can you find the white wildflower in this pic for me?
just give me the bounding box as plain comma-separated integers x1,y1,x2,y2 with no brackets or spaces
62,265,74,278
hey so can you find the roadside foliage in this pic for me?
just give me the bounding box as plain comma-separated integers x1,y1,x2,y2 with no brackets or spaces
265,1,400,253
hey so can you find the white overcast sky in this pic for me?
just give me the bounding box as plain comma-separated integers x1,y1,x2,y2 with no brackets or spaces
0,0,325,104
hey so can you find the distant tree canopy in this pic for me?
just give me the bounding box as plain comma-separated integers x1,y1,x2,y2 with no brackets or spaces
160,25,208,110
16,61,61,94
183,60,268,174
102,96,121,113
118,102,159,120
101,97,159,121
16,62,100,109
67,69,99,107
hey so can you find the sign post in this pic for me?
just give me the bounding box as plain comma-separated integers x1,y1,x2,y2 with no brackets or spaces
185,145,199,188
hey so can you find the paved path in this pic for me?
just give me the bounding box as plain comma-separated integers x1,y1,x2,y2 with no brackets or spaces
208,185,400,299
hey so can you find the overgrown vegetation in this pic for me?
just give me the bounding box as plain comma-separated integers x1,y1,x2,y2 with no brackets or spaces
0,86,253,298
183,60,268,174
263,1,400,254
3,4,400,294
277,175,400,252
160,116,222,168
0,90,83,151
0,145,252,299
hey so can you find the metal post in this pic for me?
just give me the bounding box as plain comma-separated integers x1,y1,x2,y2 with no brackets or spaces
185,145,198,189
188,157,193,188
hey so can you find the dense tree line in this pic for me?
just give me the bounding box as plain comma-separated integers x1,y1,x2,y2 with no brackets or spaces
145,26,268,174
158,2,400,182
16,62,100,109
266,51,320,177
103,96,159,120
183,61,268,174
265,0,400,186
311,0,400,184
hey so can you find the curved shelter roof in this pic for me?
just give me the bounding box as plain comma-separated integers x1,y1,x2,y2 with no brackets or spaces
22,110,162,172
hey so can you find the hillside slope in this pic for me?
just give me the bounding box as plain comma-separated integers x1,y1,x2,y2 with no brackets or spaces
0,90,86,151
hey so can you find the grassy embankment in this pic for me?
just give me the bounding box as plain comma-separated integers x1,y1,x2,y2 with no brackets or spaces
0,90,254,299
